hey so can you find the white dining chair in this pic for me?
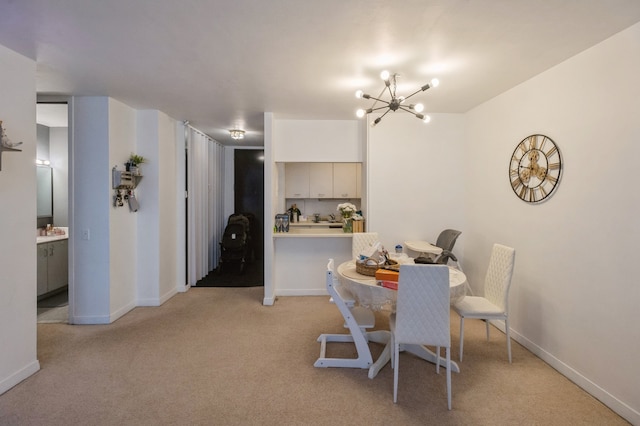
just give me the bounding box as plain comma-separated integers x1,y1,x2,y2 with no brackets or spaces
452,243,516,363
314,259,376,370
351,232,379,261
390,264,452,409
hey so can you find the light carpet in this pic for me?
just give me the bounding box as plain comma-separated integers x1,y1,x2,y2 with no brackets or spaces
0,287,628,426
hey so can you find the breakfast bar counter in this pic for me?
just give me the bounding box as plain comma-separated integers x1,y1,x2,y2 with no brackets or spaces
273,230,352,296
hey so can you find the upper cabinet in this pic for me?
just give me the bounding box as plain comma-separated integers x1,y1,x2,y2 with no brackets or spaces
356,163,362,198
285,162,361,199
309,163,333,198
333,163,358,198
285,163,310,198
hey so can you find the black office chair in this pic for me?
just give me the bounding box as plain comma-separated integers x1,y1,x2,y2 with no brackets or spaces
415,229,461,265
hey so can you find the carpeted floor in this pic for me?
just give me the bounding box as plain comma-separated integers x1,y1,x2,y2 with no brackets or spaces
194,258,264,287
0,287,629,426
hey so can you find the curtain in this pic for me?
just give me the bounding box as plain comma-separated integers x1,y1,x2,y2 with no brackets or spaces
186,126,224,285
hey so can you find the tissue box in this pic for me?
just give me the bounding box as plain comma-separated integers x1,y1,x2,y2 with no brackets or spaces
375,269,399,282
380,280,398,290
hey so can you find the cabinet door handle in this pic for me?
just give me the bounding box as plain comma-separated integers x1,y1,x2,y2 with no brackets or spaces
49,246,54,257
43,248,48,257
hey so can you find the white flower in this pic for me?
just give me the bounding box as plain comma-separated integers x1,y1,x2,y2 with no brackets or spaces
337,202,357,218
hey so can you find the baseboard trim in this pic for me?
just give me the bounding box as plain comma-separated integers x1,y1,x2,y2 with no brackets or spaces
0,360,40,395
509,328,639,425
275,289,327,297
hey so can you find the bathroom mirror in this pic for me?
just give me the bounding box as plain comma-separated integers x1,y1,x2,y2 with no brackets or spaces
37,166,53,218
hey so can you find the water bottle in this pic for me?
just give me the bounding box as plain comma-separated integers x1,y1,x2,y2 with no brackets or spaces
395,244,402,254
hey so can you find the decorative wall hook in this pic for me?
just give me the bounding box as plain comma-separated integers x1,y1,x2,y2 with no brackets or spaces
0,120,23,171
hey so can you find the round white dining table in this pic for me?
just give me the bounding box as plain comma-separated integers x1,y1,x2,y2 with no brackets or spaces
337,260,468,312
336,259,466,378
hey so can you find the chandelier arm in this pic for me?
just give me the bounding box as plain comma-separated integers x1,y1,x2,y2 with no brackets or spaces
368,105,391,113
403,85,430,101
364,94,391,105
377,108,393,120
397,105,419,115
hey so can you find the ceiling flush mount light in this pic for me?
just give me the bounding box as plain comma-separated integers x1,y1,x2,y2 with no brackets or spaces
355,71,439,127
229,129,245,140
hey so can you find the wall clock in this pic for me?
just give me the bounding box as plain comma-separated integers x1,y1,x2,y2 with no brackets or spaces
509,134,562,203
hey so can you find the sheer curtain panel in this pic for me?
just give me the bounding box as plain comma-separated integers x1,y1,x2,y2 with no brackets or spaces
186,127,224,285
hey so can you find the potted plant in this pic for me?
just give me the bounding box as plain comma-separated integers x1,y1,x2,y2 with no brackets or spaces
125,153,146,174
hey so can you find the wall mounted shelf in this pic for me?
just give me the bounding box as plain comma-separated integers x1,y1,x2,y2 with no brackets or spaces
112,167,142,189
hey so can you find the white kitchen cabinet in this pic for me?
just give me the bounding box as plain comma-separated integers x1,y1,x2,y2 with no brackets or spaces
37,239,69,297
309,163,333,198
333,163,358,198
285,163,310,198
356,163,362,198
285,162,362,199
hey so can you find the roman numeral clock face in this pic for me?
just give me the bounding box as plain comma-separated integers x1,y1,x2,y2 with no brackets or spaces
509,134,562,203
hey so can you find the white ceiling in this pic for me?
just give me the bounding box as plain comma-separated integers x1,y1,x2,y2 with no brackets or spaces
3,0,640,145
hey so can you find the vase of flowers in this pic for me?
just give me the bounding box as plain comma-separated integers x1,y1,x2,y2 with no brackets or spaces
337,202,357,233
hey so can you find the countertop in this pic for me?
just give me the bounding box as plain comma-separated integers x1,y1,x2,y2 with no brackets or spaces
289,221,343,228
273,228,352,238
37,227,69,244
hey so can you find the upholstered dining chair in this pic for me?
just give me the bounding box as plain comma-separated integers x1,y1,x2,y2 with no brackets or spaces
314,259,376,370
351,232,379,261
390,264,452,409
452,243,516,363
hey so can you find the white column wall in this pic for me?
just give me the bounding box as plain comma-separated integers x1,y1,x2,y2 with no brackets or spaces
0,44,39,394
108,99,138,320
157,112,179,300
465,23,640,423
136,110,179,305
70,97,111,323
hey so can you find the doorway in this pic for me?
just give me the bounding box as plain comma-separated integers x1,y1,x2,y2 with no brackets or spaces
234,149,264,262
36,102,70,323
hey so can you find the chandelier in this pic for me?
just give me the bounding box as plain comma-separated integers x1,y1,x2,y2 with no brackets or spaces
229,129,245,140
355,71,439,127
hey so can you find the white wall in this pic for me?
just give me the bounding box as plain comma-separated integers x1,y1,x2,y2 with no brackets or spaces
273,119,363,162
367,113,467,257
465,23,640,423
70,97,111,323
108,99,138,320
0,44,40,394
71,98,182,324
136,110,178,305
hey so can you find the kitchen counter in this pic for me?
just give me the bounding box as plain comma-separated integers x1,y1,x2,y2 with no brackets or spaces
273,230,351,238
289,221,343,228
274,221,350,237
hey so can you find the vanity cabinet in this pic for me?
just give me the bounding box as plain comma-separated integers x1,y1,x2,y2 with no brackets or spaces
37,239,68,297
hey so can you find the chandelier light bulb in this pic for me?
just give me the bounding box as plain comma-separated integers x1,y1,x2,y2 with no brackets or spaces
355,71,439,127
